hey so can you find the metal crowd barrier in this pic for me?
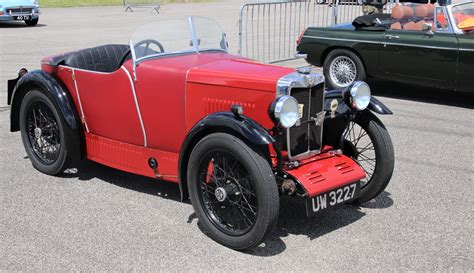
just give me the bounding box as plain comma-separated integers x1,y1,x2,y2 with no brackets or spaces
238,0,397,63
123,0,161,13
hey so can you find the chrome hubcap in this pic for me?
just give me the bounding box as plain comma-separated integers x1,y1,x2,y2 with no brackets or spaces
34,127,42,139
215,187,227,202
329,56,357,87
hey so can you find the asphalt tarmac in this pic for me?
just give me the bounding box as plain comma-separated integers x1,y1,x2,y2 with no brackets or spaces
1,2,473,271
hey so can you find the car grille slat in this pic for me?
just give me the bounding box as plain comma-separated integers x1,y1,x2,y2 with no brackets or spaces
309,83,325,151
286,83,325,159
6,7,33,14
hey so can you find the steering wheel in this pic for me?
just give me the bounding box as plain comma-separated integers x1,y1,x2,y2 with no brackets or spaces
134,39,165,56
118,39,165,68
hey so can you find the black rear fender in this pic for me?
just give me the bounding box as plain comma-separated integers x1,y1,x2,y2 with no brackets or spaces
9,70,84,161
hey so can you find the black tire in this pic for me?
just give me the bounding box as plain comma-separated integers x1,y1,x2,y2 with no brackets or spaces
25,17,39,26
187,133,279,250
19,90,70,175
323,49,366,89
343,111,394,203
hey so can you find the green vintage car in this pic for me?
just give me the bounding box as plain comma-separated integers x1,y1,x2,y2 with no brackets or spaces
296,1,474,92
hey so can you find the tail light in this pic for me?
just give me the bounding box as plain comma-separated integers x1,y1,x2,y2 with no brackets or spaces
296,29,306,45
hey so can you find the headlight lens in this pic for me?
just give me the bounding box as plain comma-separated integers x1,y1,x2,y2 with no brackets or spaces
274,95,299,128
348,81,371,111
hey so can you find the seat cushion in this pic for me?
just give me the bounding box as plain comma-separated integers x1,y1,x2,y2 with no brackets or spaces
391,5,415,20
415,4,434,18
50,44,130,73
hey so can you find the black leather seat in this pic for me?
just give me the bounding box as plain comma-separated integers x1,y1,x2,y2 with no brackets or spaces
50,44,130,73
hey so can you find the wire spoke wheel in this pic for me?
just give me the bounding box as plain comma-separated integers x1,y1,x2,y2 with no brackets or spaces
198,150,258,236
329,56,357,87
26,101,61,165
343,120,376,188
188,133,279,249
341,112,394,203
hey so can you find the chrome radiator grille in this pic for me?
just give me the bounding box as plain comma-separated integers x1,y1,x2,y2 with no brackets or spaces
6,7,34,14
286,83,325,159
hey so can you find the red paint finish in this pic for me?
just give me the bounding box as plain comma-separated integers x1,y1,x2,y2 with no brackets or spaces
186,83,277,129
284,153,366,198
187,58,293,92
129,53,236,152
70,66,144,146
49,50,364,197
86,133,179,182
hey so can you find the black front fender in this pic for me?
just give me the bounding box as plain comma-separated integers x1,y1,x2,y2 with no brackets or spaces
324,89,393,115
178,112,274,201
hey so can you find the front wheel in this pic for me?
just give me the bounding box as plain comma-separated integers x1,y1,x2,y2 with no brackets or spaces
19,90,70,175
343,111,394,203
323,49,366,89
25,17,39,26
187,133,279,250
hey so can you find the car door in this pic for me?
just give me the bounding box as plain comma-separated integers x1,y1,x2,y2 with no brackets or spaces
455,33,474,92
72,67,146,146
379,8,459,89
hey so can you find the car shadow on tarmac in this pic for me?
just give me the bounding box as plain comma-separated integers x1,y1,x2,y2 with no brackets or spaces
369,79,474,109
0,22,47,28
61,160,183,202
60,160,393,256
246,192,393,256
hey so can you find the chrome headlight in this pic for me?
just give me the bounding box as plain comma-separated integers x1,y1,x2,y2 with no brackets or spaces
273,95,299,128
345,81,371,111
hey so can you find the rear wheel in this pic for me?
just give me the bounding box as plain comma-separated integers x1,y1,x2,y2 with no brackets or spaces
324,49,366,89
19,90,70,175
343,111,394,203
187,133,279,250
25,17,39,26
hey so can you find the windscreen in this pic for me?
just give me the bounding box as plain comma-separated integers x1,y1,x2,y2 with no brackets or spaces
130,16,228,61
452,2,474,31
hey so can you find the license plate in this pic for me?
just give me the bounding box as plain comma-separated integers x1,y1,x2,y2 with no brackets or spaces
306,182,360,216
14,16,30,20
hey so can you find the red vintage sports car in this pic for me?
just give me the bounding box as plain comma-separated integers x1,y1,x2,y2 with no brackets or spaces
7,17,394,249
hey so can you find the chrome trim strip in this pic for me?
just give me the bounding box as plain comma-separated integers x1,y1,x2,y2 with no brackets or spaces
121,66,148,147
381,42,458,51
304,35,459,51
188,16,200,53
459,48,474,52
276,71,324,97
135,49,227,64
58,65,112,75
129,39,137,82
302,35,381,45
71,69,89,133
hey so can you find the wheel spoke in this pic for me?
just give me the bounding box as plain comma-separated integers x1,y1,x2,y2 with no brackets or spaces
26,101,61,165
198,150,258,235
343,120,377,189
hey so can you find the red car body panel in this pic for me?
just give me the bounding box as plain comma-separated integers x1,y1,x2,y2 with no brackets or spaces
186,58,293,92
86,133,179,182
45,51,365,197
284,152,366,197
57,65,145,146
